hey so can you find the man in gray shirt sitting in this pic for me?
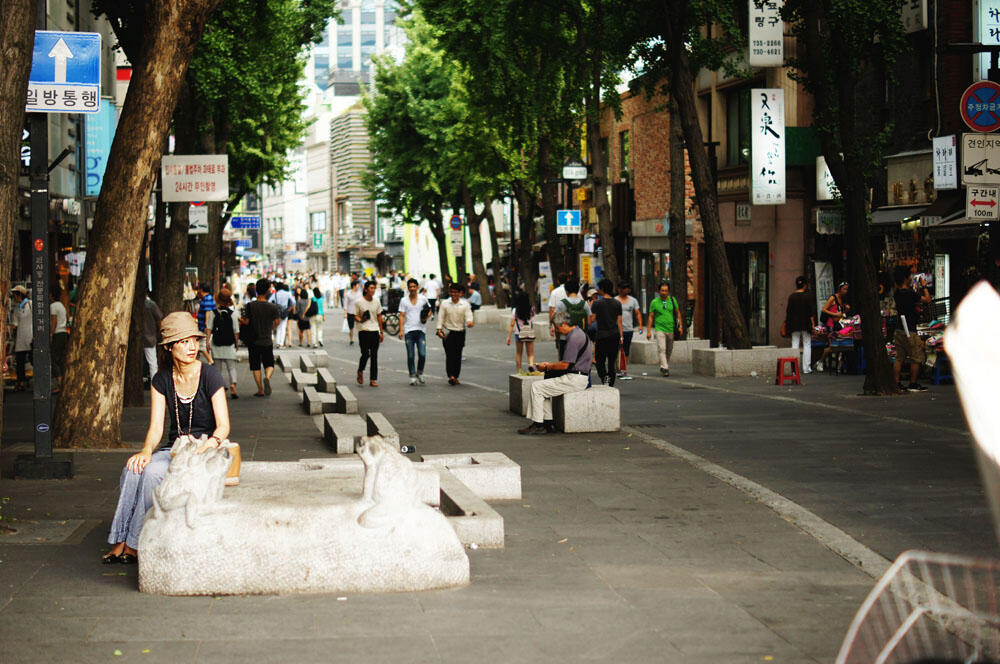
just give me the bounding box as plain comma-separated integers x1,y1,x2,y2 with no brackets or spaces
518,311,593,435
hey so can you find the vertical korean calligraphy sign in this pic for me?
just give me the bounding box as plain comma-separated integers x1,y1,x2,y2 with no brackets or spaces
748,0,783,67
751,88,786,205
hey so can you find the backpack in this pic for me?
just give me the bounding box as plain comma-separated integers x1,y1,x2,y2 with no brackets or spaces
304,299,319,318
562,298,588,330
211,308,236,347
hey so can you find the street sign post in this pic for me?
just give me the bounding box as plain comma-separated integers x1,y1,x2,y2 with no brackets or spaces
450,229,463,257
960,81,1000,132
26,31,101,113
961,133,1000,185
161,154,229,202
562,162,588,181
449,214,462,231
556,209,582,234
230,215,261,229
967,185,1000,221
188,205,208,234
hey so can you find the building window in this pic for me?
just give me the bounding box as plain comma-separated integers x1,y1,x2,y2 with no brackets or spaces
310,211,327,232
726,87,751,167
360,9,375,24
599,136,610,181
360,30,375,47
619,130,630,181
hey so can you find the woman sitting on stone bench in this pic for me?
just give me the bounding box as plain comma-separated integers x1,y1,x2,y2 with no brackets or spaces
102,312,230,564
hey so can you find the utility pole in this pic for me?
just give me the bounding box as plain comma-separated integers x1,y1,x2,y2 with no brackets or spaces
14,0,74,478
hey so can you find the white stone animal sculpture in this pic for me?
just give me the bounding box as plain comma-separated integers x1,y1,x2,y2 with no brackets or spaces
945,281,1000,546
150,435,232,529
356,435,422,528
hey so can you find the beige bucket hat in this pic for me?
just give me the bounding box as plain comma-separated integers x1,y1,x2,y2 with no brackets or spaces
159,311,205,345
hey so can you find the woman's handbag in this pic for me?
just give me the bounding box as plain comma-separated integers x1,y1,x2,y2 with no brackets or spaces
780,320,789,338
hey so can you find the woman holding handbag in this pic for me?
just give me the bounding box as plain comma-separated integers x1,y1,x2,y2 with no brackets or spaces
102,312,231,565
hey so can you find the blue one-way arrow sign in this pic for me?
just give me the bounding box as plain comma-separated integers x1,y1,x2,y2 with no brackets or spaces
27,31,101,114
556,209,581,235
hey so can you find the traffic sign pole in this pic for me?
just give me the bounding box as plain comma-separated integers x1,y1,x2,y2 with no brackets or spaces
14,0,73,479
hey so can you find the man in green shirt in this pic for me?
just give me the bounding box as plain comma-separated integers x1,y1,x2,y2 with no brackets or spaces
646,282,683,376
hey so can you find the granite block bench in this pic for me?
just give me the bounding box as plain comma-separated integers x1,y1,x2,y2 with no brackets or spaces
299,355,316,373
290,369,318,392
316,368,337,393
552,386,620,433
508,374,545,416
335,385,358,414
324,413,367,454
365,412,399,445
303,386,337,415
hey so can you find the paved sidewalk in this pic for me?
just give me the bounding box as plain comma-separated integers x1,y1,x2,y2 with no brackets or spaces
0,313,994,663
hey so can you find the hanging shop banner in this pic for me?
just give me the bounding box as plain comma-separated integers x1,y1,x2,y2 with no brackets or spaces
748,0,783,67
816,156,837,201
161,154,229,202
901,0,928,33
85,99,116,197
932,135,958,190
977,0,1000,81
751,88,786,205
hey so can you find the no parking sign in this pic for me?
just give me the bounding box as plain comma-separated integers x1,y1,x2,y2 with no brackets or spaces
961,81,1000,133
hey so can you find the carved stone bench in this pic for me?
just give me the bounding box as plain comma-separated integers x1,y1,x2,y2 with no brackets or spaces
137,436,469,596
334,385,358,414
324,413,366,454
552,386,620,433
508,374,544,416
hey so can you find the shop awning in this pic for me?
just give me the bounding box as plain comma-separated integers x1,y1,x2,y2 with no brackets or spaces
919,192,964,227
357,246,384,259
870,204,926,226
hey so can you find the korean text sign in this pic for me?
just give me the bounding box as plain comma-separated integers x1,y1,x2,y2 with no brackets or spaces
161,155,229,202
751,88,786,205
748,0,783,67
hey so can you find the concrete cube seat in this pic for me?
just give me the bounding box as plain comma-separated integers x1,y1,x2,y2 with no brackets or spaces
335,385,358,414
366,412,399,445
508,374,544,416
275,353,295,374
299,355,316,373
309,352,329,368
303,386,337,415
421,453,522,501
552,386,620,433
290,369,318,392
316,368,337,393
323,414,367,454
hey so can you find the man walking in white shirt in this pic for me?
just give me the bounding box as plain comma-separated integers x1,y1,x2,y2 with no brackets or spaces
436,282,474,385
398,278,431,385
424,274,440,316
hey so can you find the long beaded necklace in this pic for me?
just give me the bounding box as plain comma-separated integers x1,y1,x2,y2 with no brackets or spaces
172,366,199,437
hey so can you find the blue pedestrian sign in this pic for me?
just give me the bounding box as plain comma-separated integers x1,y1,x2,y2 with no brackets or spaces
556,209,582,235
230,215,261,229
26,31,102,114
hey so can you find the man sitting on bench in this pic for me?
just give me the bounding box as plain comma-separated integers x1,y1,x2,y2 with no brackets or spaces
518,311,592,435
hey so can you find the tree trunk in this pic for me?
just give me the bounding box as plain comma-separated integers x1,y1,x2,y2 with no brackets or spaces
513,180,539,309
151,180,167,302
665,4,751,349
0,0,33,444
424,204,451,283
586,45,620,286
485,202,507,308
159,83,196,315
798,4,897,395
53,0,222,448
123,241,147,408
461,186,493,305
538,136,565,280
192,200,223,294
668,100,689,336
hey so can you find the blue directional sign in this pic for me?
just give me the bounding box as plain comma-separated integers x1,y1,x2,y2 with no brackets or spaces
235,239,253,249
27,31,101,114
231,215,261,229
556,209,582,235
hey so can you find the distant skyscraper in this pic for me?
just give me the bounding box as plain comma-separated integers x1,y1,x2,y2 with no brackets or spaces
326,0,403,96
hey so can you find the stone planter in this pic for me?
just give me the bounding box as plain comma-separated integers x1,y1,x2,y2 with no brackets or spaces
692,345,787,377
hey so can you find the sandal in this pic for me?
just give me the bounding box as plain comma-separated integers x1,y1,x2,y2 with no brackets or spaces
101,552,120,565
118,553,138,565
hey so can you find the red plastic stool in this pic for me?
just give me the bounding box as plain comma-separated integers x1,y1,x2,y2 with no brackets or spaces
775,357,802,385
